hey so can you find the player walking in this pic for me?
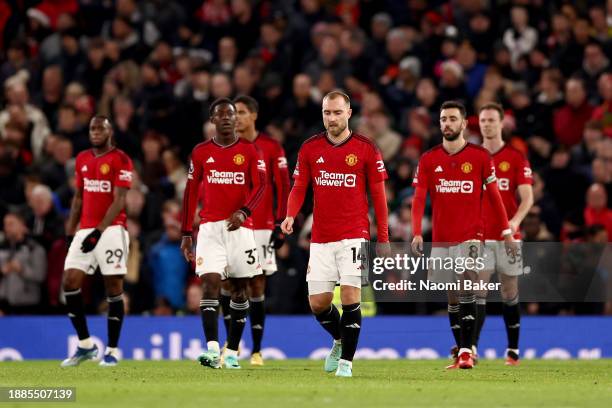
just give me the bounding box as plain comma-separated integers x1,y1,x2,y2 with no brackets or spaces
411,101,516,369
218,95,290,366
281,91,390,378
181,98,266,370
473,102,533,366
61,116,133,367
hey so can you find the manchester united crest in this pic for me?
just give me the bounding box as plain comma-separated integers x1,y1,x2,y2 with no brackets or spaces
345,154,358,166
461,162,472,174
233,154,245,165
100,163,110,175
499,161,511,172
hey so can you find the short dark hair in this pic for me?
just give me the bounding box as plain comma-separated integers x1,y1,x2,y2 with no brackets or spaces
209,98,235,116
479,102,504,120
233,95,259,113
440,100,466,118
323,90,351,107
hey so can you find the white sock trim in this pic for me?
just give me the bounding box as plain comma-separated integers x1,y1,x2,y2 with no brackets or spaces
78,338,93,349
207,341,220,353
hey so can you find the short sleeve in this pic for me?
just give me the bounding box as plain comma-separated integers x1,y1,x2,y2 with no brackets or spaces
75,156,83,189
293,146,311,185
366,144,388,183
114,154,134,189
483,153,496,185
412,155,428,187
516,154,533,185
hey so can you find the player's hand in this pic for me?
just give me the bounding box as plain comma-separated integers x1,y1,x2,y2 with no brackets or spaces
269,222,286,249
508,218,520,235
411,235,424,256
66,235,74,249
227,210,246,231
503,234,519,257
80,229,102,253
376,241,391,258
281,217,294,235
181,236,194,262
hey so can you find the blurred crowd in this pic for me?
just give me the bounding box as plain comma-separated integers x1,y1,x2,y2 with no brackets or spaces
0,0,611,316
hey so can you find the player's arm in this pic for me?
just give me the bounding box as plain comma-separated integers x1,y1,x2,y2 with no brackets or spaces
366,146,390,256
410,159,428,256
509,158,534,234
227,146,267,231
281,148,311,235
483,161,518,255
270,145,291,248
181,152,204,261
65,187,83,247
509,184,534,234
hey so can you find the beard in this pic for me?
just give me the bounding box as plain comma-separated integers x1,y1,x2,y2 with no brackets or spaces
91,135,110,148
442,128,462,141
326,121,347,137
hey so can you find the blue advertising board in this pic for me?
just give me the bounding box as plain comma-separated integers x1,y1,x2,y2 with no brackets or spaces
0,316,610,361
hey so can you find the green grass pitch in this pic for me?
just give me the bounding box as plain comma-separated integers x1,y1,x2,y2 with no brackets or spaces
1,360,611,407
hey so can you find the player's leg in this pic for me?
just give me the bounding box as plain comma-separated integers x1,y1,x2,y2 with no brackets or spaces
498,240,522,365
336,284,361,377
446,290,461,369
472,269,493,358
61,267,99,366
500,273,521,365
61,228,98,367
333,239,367,377
457,271,478,369
198,273,222,368
195,221,226,369
94,225,130,366
308,241,343,372
249,229,275,365
220,280,232,343
224,277,250,368
309,288,342,372
248,273,266,365
100,275,124,366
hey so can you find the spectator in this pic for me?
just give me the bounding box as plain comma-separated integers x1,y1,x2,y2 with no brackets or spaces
56,104,87,153
0,80,50,160
26,184,64,250
579,42,610,102
358,109,401,161
146,211,188,310
503,6,538,67
0,211,47,314
553,77,595,147
584,183,612,241
592,73,612,138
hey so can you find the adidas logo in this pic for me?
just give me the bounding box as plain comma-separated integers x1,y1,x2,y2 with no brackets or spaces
252,324,263,330
508,323,521,329
435,165,443,172
450,324,460,329
345,323,361,329
462,315,476,321
319,320,332,324
81,165,88,172
316,156,324,164
68,313,76,318
237,318,247,323
206,157,215,163
202,307,216,312
108,316,121,321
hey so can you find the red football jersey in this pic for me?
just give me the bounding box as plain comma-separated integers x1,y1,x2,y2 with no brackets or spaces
412,143,496,243
293,132,387,243
250,133,290,230
483,144,533,240
181,138,266,231
75,148,133,229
